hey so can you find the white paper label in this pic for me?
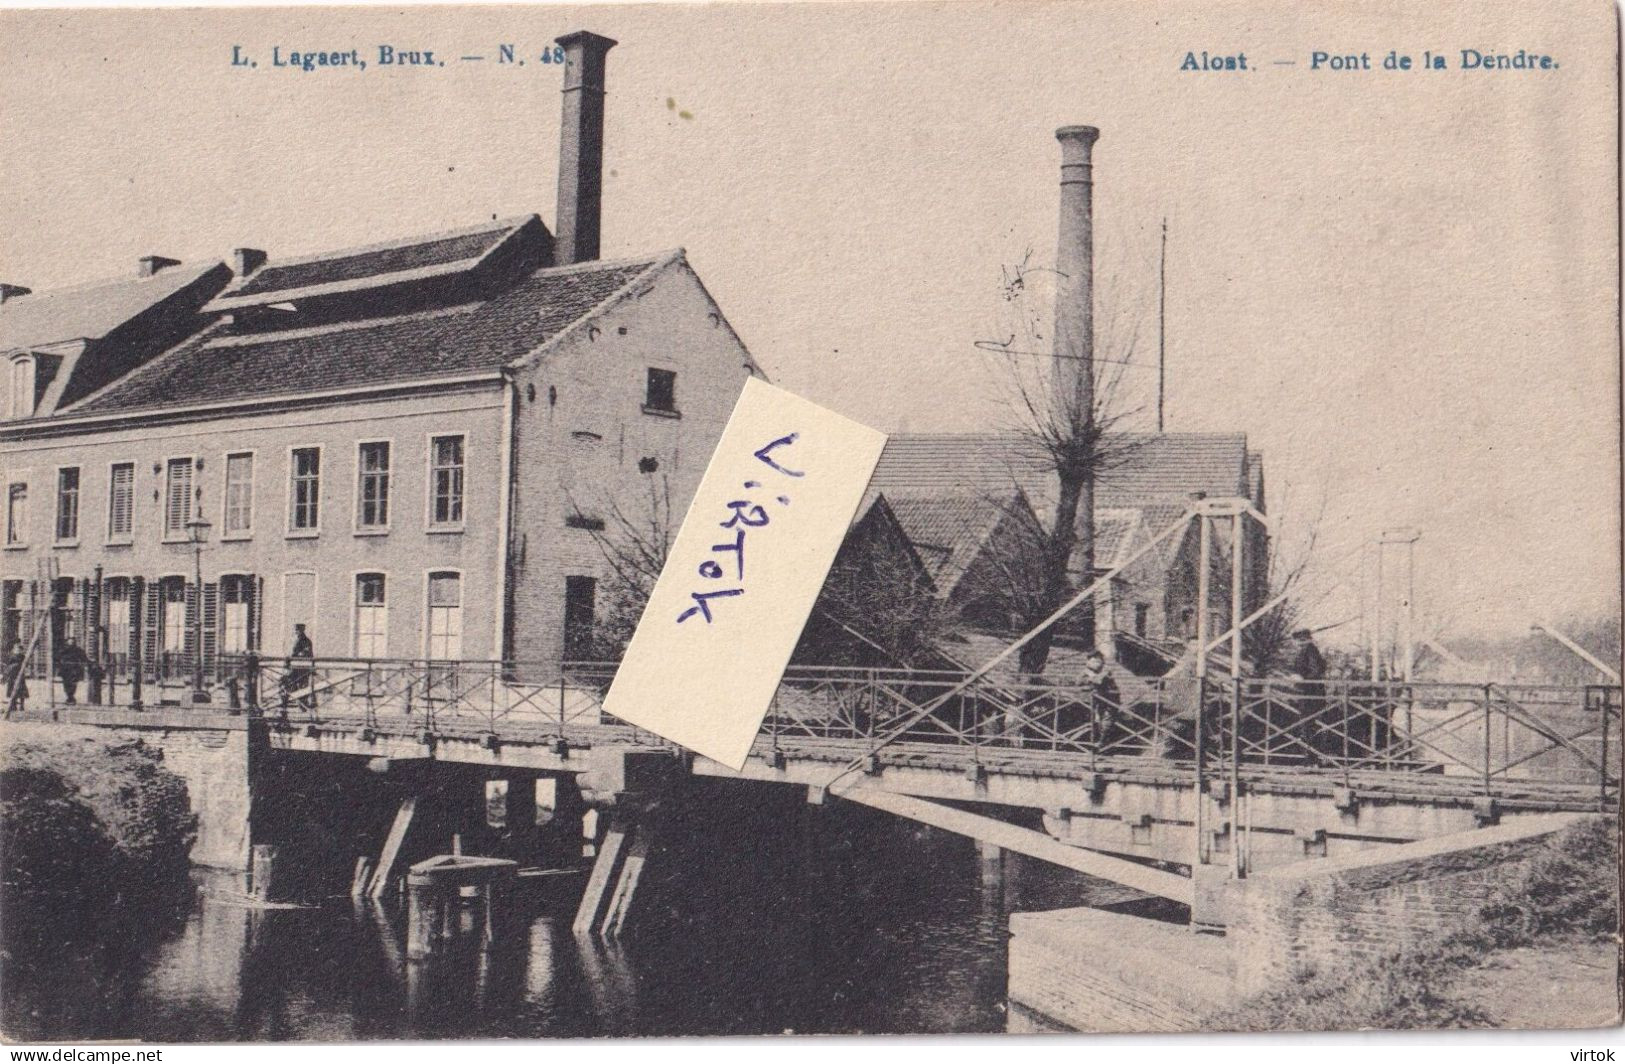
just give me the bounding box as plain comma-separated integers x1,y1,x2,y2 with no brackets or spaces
601,377,887,769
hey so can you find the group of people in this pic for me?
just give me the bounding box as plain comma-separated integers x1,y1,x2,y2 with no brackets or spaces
3,623,318,715
4,635,92,714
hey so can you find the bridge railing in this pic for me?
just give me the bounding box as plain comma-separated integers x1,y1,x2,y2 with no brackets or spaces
1208,677,1621,804
17,653,1619,802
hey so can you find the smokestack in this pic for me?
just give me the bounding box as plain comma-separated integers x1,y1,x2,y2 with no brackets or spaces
554,31,617,266
138,255,181,278
1053,126,1099,412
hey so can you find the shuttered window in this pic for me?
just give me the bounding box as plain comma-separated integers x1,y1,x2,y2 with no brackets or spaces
160,577,187,657
164,458,194,537
105,578,132,658
108,463,134,540
222,575,253,654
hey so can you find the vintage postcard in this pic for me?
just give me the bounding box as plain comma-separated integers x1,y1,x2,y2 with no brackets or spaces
0,0,1618,1044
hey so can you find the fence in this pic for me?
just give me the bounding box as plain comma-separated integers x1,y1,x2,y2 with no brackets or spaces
9,653,1618,805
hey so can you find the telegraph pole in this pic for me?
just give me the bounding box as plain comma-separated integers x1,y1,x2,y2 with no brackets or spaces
1157,218,1167,433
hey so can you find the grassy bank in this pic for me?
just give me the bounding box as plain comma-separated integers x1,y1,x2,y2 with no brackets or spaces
1221,816,1620,1032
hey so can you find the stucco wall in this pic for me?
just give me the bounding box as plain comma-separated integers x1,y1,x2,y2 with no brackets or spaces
506,257,754,666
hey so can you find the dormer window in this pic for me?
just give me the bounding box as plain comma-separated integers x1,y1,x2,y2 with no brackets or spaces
8,356,35,419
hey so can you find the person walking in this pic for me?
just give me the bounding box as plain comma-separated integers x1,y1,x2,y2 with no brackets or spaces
4,641,28,715
56,635,89,705
1081,648,1122,750
287,624,316,713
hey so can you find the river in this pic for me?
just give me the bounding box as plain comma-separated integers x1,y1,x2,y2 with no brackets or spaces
4,803,1162,1041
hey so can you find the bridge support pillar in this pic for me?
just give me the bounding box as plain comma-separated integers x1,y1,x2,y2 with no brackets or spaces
1191,863,1235,928
573,805,661,939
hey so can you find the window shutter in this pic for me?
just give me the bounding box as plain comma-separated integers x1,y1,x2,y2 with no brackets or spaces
202,582,219,675
252,577,264,653
18,581,36,667
142,580,159,670
75,578,90,647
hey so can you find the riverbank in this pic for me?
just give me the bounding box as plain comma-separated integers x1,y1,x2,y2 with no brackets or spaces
1221,815,1620,1031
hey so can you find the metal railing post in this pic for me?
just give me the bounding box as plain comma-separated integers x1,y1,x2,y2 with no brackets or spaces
1231,676,1244,878
1194,674,1207,867
1482,684,1493,794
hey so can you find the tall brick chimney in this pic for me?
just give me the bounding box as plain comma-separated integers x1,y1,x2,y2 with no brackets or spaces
554,31,617,266
1053,126,1099,413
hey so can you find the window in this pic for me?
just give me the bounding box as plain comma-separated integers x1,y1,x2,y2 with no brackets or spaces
54,468,79,542
105,578,132,658
429,436,464,527
6,482,27,545
289,447,320,532
426,572,462,659
108,463,133,540
357,442,391,529
159,576,187,660
222,575,254,655
164,458,194,537
224,453,254,535
564,576,596,661
644,368,677,414
8,358,34,419
354,574,388,658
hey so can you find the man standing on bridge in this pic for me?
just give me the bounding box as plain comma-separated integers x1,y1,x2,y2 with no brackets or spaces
55,635,89,705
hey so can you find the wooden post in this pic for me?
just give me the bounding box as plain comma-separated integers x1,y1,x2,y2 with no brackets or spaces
573,811,631,937
250,843,278,901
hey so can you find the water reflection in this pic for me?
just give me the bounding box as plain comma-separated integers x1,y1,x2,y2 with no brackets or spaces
6,807,1150,1041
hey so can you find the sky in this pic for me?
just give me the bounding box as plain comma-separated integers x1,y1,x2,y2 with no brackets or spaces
1,0,1617,643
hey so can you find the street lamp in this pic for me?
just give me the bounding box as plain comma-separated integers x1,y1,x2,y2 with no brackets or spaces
186,513,213,705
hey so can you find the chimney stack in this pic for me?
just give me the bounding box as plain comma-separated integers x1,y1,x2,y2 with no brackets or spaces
138,255,181,278
1053,126,1100,413
0,283,31,305
233,247,268,278
554,31,617,266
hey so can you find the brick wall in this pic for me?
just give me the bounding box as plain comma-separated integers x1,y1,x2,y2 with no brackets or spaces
1228,812,1586,997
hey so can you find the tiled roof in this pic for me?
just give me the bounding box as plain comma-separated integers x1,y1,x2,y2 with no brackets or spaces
886,494,1011,596
210,217,538,312
0,262,225,352
871,432,1253,510
234,227,512,298
72,254,670,415
1091,507,1141,568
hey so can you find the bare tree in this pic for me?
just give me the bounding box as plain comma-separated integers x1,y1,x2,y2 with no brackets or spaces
1241,485,1336,676
577,474,678,659
976,247,1150,677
